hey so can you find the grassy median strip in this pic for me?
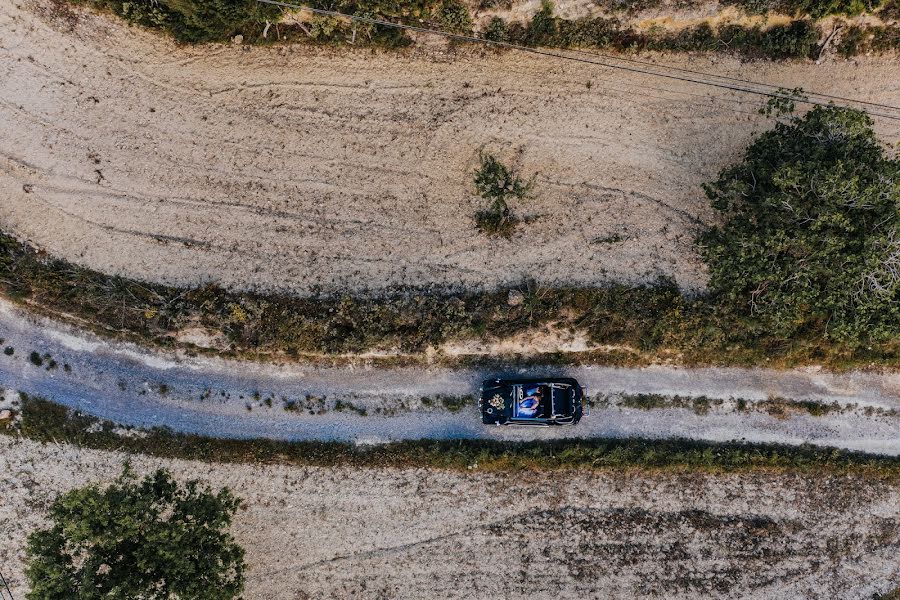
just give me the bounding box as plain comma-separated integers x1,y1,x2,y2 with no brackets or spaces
3,395,899,478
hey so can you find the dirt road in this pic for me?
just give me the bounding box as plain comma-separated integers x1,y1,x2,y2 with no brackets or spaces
2,299,898,452
2,1,899,296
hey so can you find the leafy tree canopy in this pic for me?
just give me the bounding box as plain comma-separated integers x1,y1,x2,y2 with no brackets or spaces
25,466,245,600
700,106,900,343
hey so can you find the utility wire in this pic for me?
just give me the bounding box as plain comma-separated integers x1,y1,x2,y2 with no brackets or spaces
254,0,900,122
407,11,900,112
554,46,900,113
0,569,13,600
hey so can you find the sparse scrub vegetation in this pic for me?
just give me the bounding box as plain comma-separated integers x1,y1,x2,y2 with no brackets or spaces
483,16,510,42
74,0,281,42
723,0,883,16
506,4,822,59
618,393,722,415
64,0,899,56
439,394,472,412
334,399,368,415
437,0,473,33
25,463,245,600
837,24,900,56
612,393,866,417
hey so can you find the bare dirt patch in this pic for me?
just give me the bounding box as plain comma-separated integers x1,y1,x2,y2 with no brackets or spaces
2,1,899,296
1,435,898,599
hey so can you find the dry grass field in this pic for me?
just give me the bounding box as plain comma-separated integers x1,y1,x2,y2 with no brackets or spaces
2,0,899,296
1,435,898,599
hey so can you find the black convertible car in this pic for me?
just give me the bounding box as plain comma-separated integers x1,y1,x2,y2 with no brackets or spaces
479,377,585,426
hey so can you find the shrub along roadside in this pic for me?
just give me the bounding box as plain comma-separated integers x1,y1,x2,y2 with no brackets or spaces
63,0,900,58
1,229,898,368
837,24,900,56
505,4,823,60
4,394,900,478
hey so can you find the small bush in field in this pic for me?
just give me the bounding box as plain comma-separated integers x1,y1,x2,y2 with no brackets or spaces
483,16,510,41
472,153,533,237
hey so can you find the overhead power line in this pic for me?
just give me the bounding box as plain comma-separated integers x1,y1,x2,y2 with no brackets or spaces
254,0,900,122
556,46,900,113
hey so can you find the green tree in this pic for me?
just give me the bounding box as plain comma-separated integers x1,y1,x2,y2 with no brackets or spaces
699,106,900,343
25,466,245,600
160,0,279,42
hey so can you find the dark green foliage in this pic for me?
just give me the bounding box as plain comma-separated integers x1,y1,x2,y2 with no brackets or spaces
722,0,882,17
666,22,718,51
510,3,820,59
472,153,533,237
757,19,820,58
699,107,900,343
437,0,473,33
161,0,280,42
837,24,868,55
483,16,510,42
785,0,880,17
473,154,532,201
474,207,520,236
525,0,558,45
759,87,808,117
9,395,900,477
79,0,281,42
25,464,244,600
438,394,472,411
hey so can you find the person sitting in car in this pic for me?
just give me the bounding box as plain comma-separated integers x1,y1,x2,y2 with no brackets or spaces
518,387,545,417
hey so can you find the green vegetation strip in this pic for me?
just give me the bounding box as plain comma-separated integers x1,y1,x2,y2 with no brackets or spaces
3,395,899,478
65,0,900,58
0,229,892,368
604,392,899,417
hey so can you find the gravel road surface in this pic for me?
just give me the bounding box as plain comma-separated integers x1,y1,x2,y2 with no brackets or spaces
2,299,898,453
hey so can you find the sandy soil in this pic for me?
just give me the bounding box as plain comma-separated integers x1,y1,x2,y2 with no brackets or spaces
1,1,899,296
1,435,898,599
